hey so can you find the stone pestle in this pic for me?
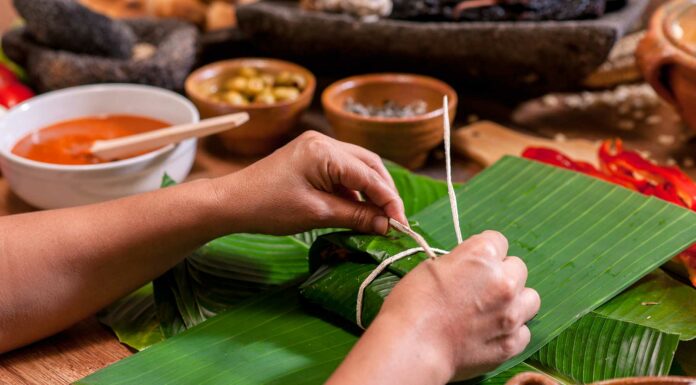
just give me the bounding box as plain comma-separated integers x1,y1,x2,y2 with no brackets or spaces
12,0,136,59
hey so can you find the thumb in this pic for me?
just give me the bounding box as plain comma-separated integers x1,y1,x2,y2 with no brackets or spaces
318,192,389,234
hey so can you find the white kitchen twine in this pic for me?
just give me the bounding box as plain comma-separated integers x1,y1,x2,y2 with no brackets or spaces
355,95,463,329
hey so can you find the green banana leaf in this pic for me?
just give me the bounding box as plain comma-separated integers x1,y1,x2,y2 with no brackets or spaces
484,313,680,384
594,269,696,341
82,156,696,384
528,313,679,382
97,284,164,351
79,289,358,385
385,160,449,216
81,289,683,385
152,232,320,335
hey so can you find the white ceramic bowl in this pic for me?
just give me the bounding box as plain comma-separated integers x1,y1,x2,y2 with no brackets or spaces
0,84,199,209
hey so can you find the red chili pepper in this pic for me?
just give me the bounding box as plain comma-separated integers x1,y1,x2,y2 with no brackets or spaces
678,247,696,287
0,63,33,109
522,147,635,189
0,81,34,109
0,64,17,87
599,140,696,209
523,139,696,286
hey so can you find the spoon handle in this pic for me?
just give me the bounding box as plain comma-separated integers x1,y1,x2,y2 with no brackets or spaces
90,112,249,160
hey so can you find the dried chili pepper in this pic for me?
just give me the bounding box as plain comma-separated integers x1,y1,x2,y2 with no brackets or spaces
523,139,696,286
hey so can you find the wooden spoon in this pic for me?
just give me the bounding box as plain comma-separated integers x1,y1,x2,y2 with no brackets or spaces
90,112,249,160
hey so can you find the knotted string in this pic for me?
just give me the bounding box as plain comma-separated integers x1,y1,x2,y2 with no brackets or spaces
356,95,464,329
355,246,449,329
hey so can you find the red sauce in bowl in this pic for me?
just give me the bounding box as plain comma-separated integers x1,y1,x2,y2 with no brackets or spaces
12,115,169,165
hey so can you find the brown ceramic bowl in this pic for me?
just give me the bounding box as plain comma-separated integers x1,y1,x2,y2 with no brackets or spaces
637,0,696,132
185,58,315,155
322,73,457,169
505,372,696,385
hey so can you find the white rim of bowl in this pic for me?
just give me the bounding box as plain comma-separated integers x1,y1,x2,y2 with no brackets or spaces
0,84,199,172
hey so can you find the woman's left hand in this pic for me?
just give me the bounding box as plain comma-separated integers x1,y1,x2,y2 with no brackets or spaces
211,131,407,235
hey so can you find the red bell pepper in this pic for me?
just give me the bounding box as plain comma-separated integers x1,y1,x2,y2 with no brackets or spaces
0,63,33,109
523,139,696,286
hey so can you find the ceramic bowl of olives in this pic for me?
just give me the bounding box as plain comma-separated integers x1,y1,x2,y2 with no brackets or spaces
185,58,315,155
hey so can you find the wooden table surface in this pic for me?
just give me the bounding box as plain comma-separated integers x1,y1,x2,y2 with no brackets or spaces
0,1,689,383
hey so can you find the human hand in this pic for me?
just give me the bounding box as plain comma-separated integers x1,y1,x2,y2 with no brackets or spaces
212,131,407,235
375,230,540,382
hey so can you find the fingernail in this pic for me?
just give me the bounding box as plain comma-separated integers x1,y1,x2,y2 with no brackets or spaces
372,216,389,235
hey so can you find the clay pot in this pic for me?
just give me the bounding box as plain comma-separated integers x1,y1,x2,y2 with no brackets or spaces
505,372,696,385
637,0,696,131
185,58,315,156
322,73,457,170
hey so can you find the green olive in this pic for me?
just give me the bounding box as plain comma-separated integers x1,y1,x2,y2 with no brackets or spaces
238,66,258,78
222,90,249,106
291,73,307,90
260,74,275,87
255,90,276,104
275,71,294,86
245,77,266,95
224,76,248,92
273,86,300,101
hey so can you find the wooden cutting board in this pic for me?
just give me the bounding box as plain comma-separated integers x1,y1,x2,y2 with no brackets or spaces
453,121,601,167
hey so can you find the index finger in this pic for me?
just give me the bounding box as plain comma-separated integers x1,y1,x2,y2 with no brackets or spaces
340,141,398,193
332,154,407,224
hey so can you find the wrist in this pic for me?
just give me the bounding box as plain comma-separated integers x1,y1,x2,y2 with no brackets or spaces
187,175,246,237
371,307,456,384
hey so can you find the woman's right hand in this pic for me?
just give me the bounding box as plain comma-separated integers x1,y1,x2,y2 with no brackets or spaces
328,230,540,385
382,230,541,381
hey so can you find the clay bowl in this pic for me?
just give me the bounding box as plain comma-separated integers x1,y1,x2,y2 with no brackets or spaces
505,372,696,385
322,73,457,169
185,58,316,155
637,0,696,132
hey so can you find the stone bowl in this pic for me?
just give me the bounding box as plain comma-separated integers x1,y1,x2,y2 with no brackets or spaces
1,18,198,92
185,58,316,155
237,0,649,93
322,73,457,169
637,0,696,132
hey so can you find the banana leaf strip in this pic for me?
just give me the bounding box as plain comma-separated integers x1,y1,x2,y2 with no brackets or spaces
152,231,331,334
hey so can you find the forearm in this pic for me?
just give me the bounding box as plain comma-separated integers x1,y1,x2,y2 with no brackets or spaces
327,311,454,385
0,177,241,352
